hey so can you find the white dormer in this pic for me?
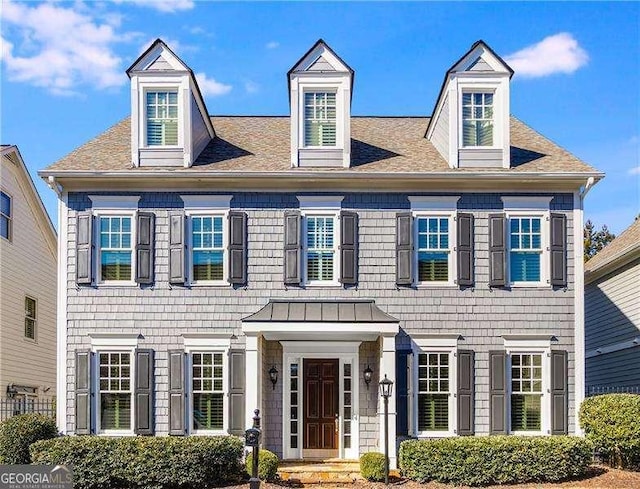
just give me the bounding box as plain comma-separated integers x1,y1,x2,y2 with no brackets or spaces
426,40,513,169
288,40,354,168
127,39,214,168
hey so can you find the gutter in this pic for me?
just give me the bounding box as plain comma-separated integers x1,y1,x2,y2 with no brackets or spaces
39,169,605,181
47,175,63,196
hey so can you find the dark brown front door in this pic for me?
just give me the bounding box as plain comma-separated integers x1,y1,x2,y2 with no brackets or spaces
303,359,339,450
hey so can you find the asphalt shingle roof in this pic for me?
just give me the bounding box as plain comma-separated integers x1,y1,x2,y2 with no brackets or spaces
42,116,599,175
585,219,640,274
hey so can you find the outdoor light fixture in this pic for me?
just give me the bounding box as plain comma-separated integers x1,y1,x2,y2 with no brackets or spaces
379,374,394,485
268,366,278,389
363,365,373,388
6,384,17,399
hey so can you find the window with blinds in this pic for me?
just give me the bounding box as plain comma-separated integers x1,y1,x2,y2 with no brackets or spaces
306,215,335,282
192,352,224,431
99,352,132,431
191,216,224,282
146,91,178,146
510,353,543,431
418,352,450,432
304,92,336,147
1,191,11,241
417,217,450,282
462,92,493,147
509,217,542,282
24,296,36,340
100,216,132,281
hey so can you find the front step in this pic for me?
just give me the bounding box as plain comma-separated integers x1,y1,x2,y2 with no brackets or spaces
277,461,363,484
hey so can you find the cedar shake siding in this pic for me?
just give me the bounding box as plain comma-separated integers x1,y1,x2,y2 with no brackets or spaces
63,191,577,439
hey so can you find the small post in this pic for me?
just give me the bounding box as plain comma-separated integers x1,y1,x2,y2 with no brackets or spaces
245,409,261,489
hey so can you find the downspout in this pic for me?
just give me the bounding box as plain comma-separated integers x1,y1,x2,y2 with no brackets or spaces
574,175,595,435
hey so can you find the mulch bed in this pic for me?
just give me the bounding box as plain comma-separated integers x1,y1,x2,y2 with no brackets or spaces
226,466,640,488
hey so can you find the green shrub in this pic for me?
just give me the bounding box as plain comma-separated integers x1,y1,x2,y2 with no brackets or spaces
0,413,58,464
30,435,244,489
245,449,279,481
580,393,640,468
399,436,592,486
360,452,386,481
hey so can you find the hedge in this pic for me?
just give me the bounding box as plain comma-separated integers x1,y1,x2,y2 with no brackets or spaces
0,413,58,464
580,393,640,468
30,436,244,489
360,452,386,481
245,449,279,481
399,436,592,486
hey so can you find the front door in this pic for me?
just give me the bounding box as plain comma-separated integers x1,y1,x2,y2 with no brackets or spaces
303,358,339,456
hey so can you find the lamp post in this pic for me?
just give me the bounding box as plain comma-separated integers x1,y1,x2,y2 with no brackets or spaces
379,374,394,485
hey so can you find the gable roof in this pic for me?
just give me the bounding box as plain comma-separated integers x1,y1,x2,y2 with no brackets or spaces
426,40,514,136
40,115,600,178
585,218,640,281
2,145,57,255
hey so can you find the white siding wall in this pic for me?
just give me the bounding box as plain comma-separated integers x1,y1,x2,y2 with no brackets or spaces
430,94,449,163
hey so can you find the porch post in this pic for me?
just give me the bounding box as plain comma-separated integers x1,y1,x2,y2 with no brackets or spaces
379,334,397,469
245,334,262,431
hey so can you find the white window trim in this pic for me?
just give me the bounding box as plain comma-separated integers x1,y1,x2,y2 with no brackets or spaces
183,336,231,436
504,343,551,436
1,188,12,242
140,84,182,149
460,90,496,148
503,196,552,288
299,87,343,150
412,340,458,438
413,211,457,287
181,195,233,287
89,334,139,437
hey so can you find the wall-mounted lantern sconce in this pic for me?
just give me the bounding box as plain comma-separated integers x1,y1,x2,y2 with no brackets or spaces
269,366,278,390
363,365,373,389
6,384,18,399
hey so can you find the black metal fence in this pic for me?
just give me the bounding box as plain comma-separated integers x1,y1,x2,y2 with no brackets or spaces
0,398,56,422
586,385,640,397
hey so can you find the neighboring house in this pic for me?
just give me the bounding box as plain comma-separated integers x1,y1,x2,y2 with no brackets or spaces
40,39,602,467
1,145,57,407
585,218,640,391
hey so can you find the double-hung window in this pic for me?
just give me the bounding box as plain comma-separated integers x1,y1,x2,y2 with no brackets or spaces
510,353,544,432
304,92,336,147
191,215,224,282
414,345,456,437
24,296,36,340
146,91,178,146
462,92,494,147
305,215,337,283
98,352,133,432
191,352,225,432
416,216,452,283
99,215,133,282
509,217,542,283
1,191,11,241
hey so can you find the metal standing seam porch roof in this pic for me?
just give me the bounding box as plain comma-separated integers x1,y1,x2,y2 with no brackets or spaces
242,299,399,323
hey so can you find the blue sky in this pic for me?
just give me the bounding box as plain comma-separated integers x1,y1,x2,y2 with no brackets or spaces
1,1,638,234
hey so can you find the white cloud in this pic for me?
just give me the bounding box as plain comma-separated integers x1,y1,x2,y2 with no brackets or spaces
244,81,259,94
0,1,126,95
195,72,232,96
113,0,194,13
505,33,589,78
266,41,279,49
628,166,640,175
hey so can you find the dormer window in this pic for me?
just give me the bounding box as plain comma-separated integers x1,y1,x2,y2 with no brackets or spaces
462,92,494,147
304,92,337,147
146,91,178,146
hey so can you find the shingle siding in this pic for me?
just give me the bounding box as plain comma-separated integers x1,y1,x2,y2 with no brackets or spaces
64,191,577,437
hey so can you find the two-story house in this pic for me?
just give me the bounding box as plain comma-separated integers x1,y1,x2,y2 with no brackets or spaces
1,145,57,412
41,39,602,467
